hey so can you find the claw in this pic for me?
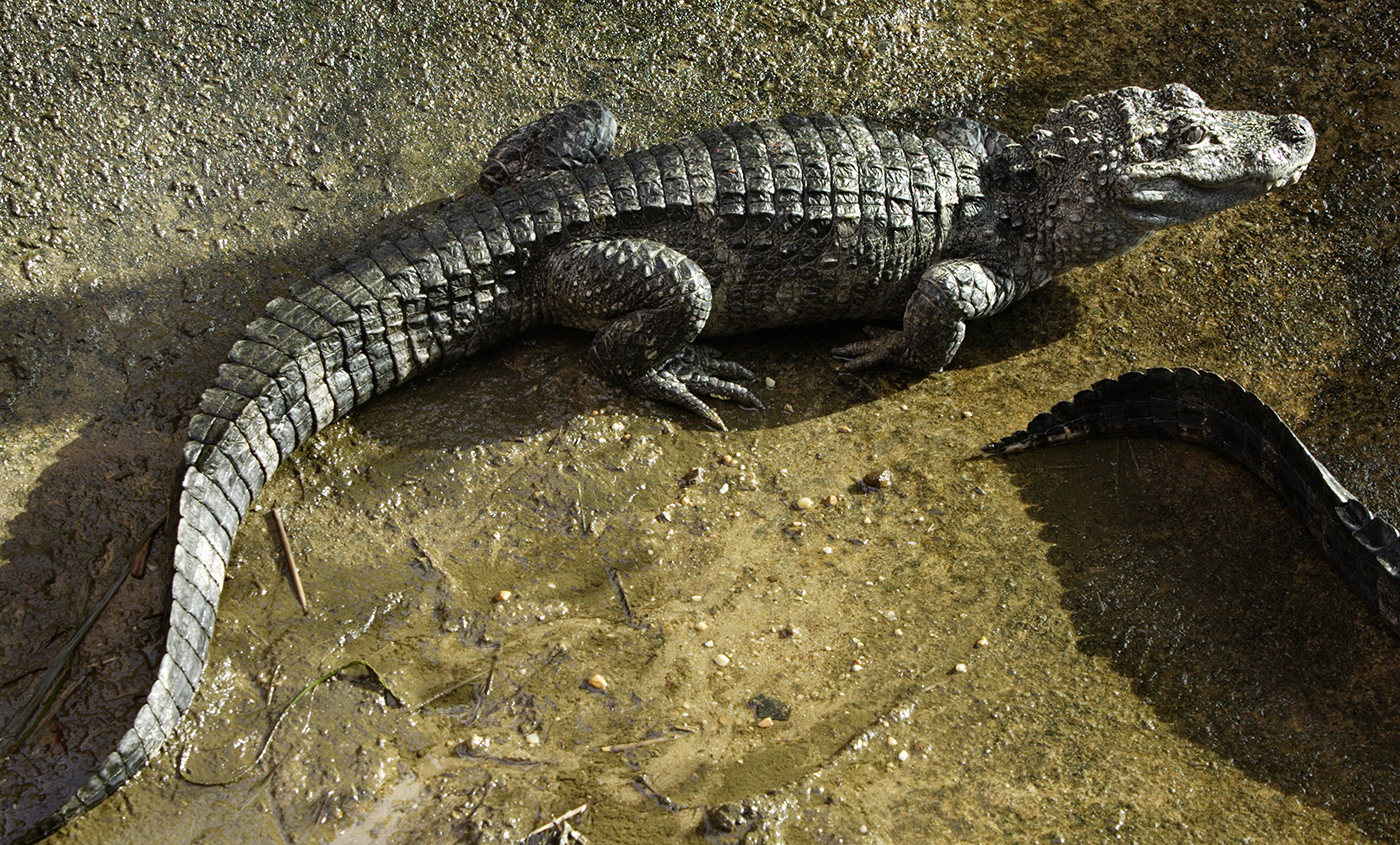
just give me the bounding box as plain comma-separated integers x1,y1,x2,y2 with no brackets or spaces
627,344,766,429
832,328,907,372
674,345,756,381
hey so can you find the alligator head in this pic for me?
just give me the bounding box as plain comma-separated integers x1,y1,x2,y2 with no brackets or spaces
1016,84,1316,277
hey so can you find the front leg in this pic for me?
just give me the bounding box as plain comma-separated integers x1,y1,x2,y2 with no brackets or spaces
546,237,761,429
834,260,1010,373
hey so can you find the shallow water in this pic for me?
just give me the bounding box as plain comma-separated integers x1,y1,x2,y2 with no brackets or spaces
0,0,1396,842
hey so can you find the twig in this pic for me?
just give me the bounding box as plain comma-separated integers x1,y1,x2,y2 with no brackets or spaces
604,566,632,621
129,512,167,579
598,725,695,753
528,803,588,837
632,774,683,812
269,507,307,612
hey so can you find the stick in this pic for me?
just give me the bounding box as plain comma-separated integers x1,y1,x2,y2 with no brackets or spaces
528,803,588,836
128,512,166,579
269,507,307,612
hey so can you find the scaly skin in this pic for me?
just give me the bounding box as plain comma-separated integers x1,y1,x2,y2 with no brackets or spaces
984,368,1400,637
12,86,1314,842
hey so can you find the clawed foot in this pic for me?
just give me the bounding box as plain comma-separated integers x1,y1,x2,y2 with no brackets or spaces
630,345,763,430
832,326,908,372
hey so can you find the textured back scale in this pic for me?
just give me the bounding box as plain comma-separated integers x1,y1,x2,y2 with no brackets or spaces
567,115,958,335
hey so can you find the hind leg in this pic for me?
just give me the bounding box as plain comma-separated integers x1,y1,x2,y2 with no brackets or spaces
546,238,761,429
480,101,618,192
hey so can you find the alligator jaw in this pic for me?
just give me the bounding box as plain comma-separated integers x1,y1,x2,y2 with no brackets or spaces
1121,164,1309,228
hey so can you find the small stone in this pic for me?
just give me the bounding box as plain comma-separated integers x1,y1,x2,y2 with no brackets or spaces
898,749,910,761
961,410,973,419
887,736,899,748
748,693,791,721
756,717,774,728
764,377,776,388
954,663,968,674
694,620,709,632
863,469,893,488
976,636,989,648
493,590,512,603
720,454,738,466
525,733,540,746
795,496,813,510
826,494,838,506
587,674,608,690
713,653,731,667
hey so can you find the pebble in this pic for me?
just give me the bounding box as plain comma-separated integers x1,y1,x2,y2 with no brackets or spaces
863,469,893,488
713,654,731,667
720,454,738,466
756,717,774,728
694,620,709,632
493,590,512,603
764,377,776,388
587,674,608,690
954,663,968,674
794,496,813,510
826,494,838,505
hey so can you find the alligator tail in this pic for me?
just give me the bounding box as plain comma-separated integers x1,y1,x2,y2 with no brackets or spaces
983,367,1400,636
16,192,541,842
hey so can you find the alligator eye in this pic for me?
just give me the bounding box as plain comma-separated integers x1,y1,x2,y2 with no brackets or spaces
1180,125,1207,146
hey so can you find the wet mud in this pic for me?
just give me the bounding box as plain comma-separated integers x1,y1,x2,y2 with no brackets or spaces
1,0,1397,843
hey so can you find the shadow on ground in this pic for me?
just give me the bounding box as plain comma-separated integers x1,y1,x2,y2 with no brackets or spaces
997,437,1400,842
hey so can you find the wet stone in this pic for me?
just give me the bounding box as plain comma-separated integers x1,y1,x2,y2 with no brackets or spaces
748,693,792,722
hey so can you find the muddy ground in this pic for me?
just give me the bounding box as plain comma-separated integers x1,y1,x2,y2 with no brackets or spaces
1,0,1398,842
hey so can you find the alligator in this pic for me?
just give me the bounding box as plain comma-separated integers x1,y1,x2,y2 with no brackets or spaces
12,84,1314,841
984,368,1400,636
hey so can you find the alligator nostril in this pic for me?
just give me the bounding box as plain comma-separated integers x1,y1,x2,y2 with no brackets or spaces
1276,114,1315,145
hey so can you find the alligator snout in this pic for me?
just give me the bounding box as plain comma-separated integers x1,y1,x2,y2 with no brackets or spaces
1275,113,1316,166
1277,113,1315,146
1252,113,1315,187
